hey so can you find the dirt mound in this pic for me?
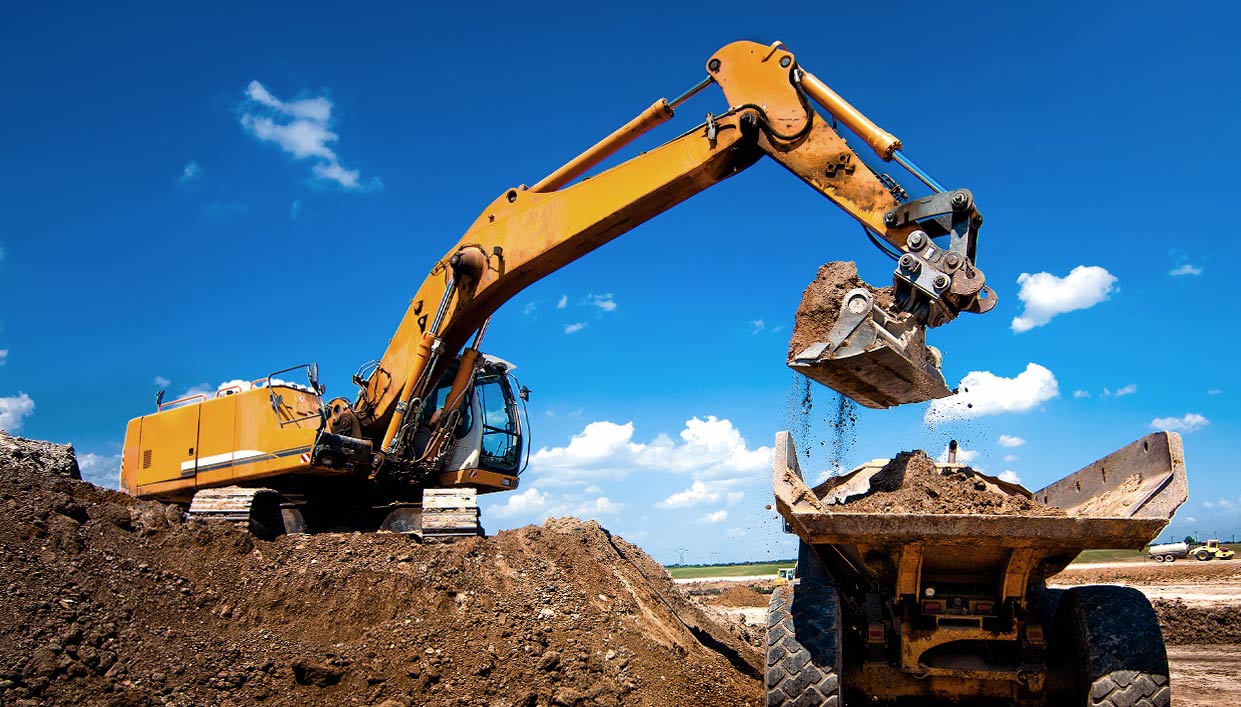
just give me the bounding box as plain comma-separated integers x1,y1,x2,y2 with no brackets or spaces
707,586,770,609
1153,600,1241,644
826,451,1066,516
0,434,761,707
787,261,895,362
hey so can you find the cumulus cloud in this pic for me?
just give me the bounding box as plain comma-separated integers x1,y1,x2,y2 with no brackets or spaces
700,510,728,524
563,322,585,335
178,160,201,185
0,393,35,431
487,486,621,521
998,435,1025,448
1170,264,1202,277
78,452,122,489
239,81,377,190
1150,413,1210,433
154,375,171,387
937,445,980,467
926,363,1059,422
528,416,770,488
999,470,1022,484
1073,390,1091,399
1104,384,1137,398
659,479,745,509
589,293,617,312
0,350,7,366
1011,266,1116,333
556,295,568,310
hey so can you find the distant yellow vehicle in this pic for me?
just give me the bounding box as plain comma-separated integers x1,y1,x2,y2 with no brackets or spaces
773,568,796,587
1191,539,1235,561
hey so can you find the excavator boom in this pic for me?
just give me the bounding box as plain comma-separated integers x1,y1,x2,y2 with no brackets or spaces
121,40,997,530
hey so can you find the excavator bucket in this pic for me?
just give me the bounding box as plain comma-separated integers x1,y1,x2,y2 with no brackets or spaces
787,263,953,409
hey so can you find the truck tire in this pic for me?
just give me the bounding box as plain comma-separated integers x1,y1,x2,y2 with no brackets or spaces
1049,585,1170,707
765,581,842,707
1153,554,1165,562
1165,554,1176,563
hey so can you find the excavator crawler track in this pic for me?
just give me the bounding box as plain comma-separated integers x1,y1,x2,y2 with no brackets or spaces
187,486,284,538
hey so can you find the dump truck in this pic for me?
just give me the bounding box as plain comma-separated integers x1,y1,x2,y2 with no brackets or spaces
121,40,997,537
769,430,1187,706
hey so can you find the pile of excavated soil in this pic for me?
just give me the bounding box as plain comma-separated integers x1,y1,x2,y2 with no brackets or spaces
786,261,895,363
828,451,1066,516
0,431,761,707
1153,600,1241,644
706,586,770,609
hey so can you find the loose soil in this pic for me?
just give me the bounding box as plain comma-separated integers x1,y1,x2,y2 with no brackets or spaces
823,451,1066,516
786,261,895,363
1153,600,1241,645
705,586,770,609
0,432,761,707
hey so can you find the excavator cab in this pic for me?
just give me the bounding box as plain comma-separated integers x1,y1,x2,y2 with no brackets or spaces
421,355,526,492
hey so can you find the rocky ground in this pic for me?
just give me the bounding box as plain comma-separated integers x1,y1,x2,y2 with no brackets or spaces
0,431,761,707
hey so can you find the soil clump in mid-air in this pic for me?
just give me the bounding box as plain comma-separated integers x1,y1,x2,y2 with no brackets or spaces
786,261,895,364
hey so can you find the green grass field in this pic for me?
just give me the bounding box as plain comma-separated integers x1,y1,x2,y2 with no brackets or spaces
666,562,792,579
1070,549,1148,564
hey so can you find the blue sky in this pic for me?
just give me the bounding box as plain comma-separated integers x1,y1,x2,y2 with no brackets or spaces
2,2,1237,563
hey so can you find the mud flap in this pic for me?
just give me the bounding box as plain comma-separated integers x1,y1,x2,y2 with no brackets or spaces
790,288,952,409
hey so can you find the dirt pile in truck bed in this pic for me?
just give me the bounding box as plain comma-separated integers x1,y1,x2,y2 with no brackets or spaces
0,431,761,707
822,450,1067,516
786,261,895,363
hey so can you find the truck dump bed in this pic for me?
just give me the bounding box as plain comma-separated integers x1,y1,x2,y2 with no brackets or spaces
773,432,1187,583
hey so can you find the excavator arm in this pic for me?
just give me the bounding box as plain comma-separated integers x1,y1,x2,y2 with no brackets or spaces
335,40,996,483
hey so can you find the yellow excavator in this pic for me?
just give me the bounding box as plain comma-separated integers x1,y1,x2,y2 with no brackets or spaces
120,40,996,536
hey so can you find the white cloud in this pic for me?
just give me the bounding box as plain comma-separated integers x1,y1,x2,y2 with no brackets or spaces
1183,516,1197,524
0,393,35,431
997,434,1026,448
178,160,201,185
0,350,7,366
528,416,771,488
564,322,585,334
999,470,1022,484
239,80,377,190
153,375,171,387
490,487,550,518
926,363,1059,422
937,445,980,467
1011,266,1116,333
725,528,746,539
750,319,765,334
178,377,312,402
78,452,122,489
1003,454,1019,463
589,293,617,312
578,496,623,516
1150,413,1210,433
700,510,728,524
1170,264,1202,277
1073,390,1091,398
556,294,568,310
1103,384,1137,398
1207,389,1222,396
659,479,745,509
522,302,537,316
1204,498,1236,510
